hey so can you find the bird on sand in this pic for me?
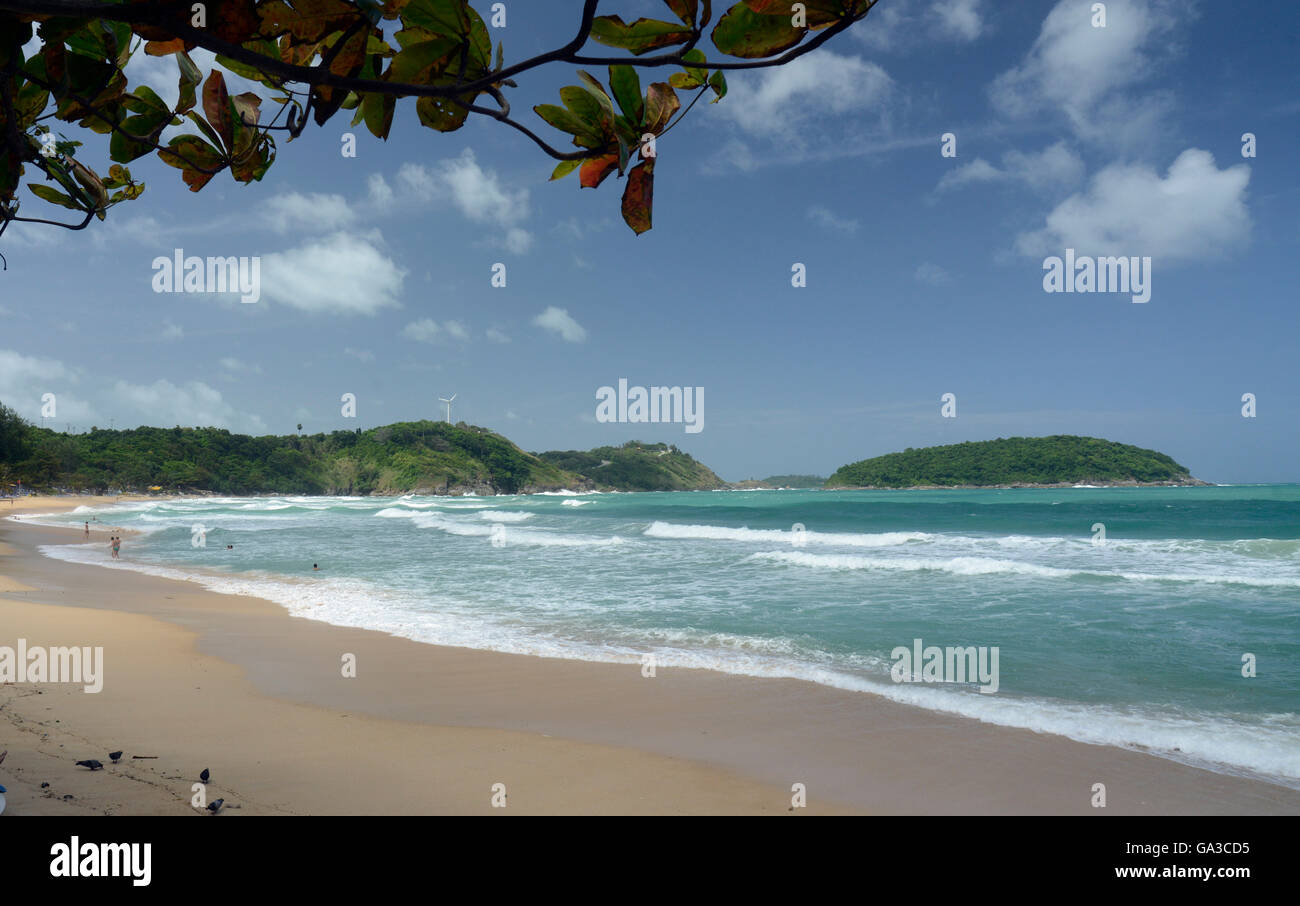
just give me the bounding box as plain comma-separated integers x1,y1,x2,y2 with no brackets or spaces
199,768,210,784
109,751,123,763
206,798,224,814
76,759,103,771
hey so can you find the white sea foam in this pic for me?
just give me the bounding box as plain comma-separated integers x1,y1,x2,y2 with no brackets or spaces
645,521,928,547
748,550,1300,588
477,511,533,522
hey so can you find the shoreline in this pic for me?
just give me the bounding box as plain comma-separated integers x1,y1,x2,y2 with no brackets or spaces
2,497,1298,815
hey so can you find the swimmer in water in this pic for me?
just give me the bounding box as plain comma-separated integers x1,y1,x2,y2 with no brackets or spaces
312,563,320,571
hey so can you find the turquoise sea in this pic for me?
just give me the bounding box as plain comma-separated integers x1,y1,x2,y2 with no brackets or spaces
24,485,1300,786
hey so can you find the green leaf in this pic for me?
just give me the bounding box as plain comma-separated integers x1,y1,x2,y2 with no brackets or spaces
388,37,459,83
558,86,604,124
616,133,630,175
109,110,170,163
575,70,616,121
158,134,225,191
215,43,281,86
416,92,472,132
29,183,81,210
708,69,728,101
712,2,806,58
589,16,694,55
550,158,582,181
403,0,473,37
361,91,396,139
185,110,228,151
608,65,644,126
669,48,708,90
534,103,602,142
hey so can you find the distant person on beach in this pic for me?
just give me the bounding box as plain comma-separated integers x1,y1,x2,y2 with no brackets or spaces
84,522,89,537
111,536,120,559
313,563,320,571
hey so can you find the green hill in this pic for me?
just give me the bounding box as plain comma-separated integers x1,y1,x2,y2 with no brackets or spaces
825,436,1204,489
537,441,726,492
0,403,728,495
1,414,577,495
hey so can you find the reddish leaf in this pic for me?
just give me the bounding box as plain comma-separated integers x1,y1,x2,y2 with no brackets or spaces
144,38,188,56
663,0,698,24
590,16,693,55
202,71,233,151
644,82,680,134
621,159,655,234
580,153,619,189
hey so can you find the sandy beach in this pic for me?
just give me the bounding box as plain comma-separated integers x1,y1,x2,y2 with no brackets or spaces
2,496,1298,816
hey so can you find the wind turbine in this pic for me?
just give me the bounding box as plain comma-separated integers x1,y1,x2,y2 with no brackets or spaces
438,393,457,423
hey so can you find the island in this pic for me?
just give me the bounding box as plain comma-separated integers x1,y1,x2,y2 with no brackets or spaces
824,435,1209,489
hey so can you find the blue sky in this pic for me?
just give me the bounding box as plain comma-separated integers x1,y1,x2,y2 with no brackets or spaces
2,0,1297,483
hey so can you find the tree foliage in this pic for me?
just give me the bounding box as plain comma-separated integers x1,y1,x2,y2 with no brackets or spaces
0,0,875,245
538,439,725,491
0,408,728,493
825,436,1197,489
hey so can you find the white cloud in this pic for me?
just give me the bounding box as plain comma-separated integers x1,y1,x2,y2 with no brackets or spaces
112,378,267,433
989,0,1185,145
533,306,587,343
219,357,262,374
259,230,405,315
855,0,989,50
807,205,860,233
485,327,511,344
402,319,469,343
1015,149,1251,262
930,0,985,41
394,150,533,253
367,173,394,206
0,349,93,423
160,321,184,340
936,142,1085,194
90,215,167,247
717,50,892,135
397,150,529,226
503,227,533,254
344,347,375,362
914,262,952,285
263,193,355,234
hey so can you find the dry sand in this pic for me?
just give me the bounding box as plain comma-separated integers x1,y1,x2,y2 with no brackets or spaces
1,495,1297,815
